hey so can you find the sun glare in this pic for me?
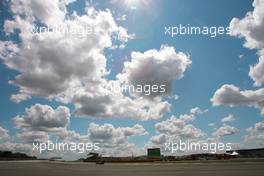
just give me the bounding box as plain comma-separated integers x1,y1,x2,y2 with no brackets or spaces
123,0,150,9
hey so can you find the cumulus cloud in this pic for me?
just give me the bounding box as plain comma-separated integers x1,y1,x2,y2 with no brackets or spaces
190,107,208,115
149,134,166,145
0,126,9,140
10,94,31,104
0,0,183,121
230,0,264,49
153,110,207,142
14,104,70,133
0,0,195,158
1,104,91,159
245,121,264,145
87,122,147,156
211,84,264,116
88,123,147,144
16,131,49,143
146,107,238,152
2,3,125,100
12,103,72,143
73,44,191,119
213,124,238,137
145,108,209,152
249,50,264,87
3,105,148,158
8,0,66,25
230,0,264,86
73,86,171,120
155,120,206,140
221,114,236,123
117,45,191,98
154,107,208,139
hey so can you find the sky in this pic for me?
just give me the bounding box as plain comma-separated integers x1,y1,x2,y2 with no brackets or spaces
0,0,264,160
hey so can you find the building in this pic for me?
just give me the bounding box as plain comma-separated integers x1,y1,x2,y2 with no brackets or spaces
84,152,100,162
231,148,264,158
147,148,161,159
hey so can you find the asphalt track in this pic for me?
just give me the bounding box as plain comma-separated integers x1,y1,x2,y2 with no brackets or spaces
0,160,263,176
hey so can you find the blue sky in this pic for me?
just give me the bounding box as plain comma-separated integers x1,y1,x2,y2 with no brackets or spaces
0,0,264,158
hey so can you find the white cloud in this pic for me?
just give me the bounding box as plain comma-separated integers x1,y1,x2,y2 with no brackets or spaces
117,45,191,98
9,0,66,25
146,109,208,152
10,94,31,104
221,114,236,123
122,124,149,136
0,1,178,121
214,0,263,119
87,122,147,156
149,134,166,145
73,87,171,120
110,0,151,8
154,112,206,140
190,107,208,115
64,0,77,5
2,5,125,100
88,122,147,144
249,50,264,87
255,121,264,130
14,104,70,130
239,54,244,59
116,14,127,21
211,84,264,116
155,116,186,135
245,121,264,145
13,104,70,136
208,123,215,127
0,126,9,140
0,0,197,158
16,131,49,143
230,0,264,49
213,124,238,137
3,108,148,158
230,0,264,86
